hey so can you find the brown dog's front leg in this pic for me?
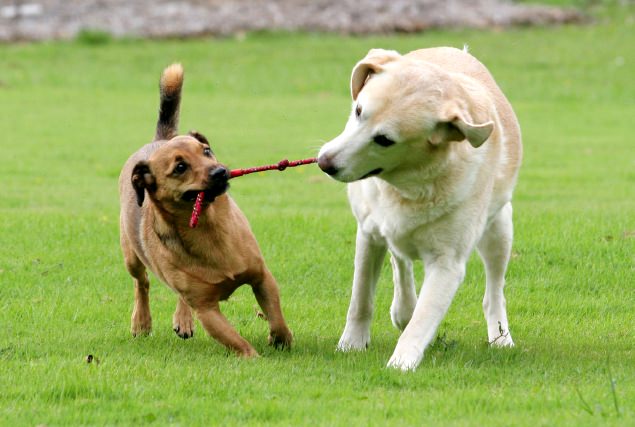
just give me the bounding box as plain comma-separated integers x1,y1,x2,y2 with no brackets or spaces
195,304,258,357
172,297,195,339
131,272,152,336
252,268,293,349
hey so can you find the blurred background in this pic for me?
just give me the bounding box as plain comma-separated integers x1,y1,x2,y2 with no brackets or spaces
1,0,589,42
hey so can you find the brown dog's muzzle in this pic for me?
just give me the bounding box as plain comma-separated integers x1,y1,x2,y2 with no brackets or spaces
182,166,230,203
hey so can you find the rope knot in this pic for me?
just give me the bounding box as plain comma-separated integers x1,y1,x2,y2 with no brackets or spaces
277,159,290,171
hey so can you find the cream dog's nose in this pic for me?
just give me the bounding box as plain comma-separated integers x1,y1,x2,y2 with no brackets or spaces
318,154,339,176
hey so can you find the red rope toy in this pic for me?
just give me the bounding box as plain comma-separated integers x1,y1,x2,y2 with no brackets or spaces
189,157,317,228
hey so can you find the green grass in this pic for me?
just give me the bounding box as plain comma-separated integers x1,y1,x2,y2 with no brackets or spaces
1,5,634,426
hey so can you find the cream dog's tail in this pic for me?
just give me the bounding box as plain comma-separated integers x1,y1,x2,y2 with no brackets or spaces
155,63,184,140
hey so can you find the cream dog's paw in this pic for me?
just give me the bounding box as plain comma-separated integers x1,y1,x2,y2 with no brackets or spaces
336,325,370,351
386,345,423,372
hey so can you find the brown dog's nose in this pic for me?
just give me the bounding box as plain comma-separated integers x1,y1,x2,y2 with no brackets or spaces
209,166,229,181
318,155,339,176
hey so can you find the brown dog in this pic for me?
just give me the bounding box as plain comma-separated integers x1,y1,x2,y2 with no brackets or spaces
118,63,292,356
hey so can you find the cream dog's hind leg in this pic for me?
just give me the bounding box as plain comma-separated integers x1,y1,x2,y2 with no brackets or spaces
477,202,515,347
389,254,417,331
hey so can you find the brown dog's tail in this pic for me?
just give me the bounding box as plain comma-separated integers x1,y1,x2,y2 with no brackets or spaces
155,63,184,140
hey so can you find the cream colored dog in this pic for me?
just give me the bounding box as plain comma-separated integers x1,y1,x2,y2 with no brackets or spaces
317,47,522,371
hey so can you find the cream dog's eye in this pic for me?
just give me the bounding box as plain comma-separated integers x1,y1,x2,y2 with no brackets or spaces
174,162,188,175
373,134,395,147
355,104,362,118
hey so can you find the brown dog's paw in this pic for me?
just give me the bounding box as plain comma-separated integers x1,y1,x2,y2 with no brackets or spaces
172,299,195,339
131,310,152,337
172,316,195,339
238,347,260,358
131,325,152,337
173,324,194,339
268,328,293,350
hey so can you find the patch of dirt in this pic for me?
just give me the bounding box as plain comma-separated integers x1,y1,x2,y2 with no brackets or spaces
0,0,586,42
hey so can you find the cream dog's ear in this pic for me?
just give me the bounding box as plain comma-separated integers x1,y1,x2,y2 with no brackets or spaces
452,117,493,147
350,49,401,100
429,77,494,148
429,113,494,148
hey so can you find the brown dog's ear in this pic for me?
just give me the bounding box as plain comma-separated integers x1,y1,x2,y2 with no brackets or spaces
351,49,401,100
188,130,210,146
131,161,156,207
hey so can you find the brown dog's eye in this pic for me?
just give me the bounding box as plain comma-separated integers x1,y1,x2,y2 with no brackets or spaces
203,147,212,157
173,162,188,175
355,104,362,118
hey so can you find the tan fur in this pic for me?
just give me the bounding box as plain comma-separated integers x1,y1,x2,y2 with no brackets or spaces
404,47,522,184
119,65,292,357
160,63,184,97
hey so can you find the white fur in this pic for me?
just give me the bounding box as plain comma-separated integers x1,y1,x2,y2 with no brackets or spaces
318,47,522,371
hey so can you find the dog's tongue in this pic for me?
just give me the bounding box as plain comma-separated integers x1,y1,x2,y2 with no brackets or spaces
189,191,205,228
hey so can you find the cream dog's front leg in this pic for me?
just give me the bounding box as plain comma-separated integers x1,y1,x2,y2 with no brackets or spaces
337,227,387,351
387,257,466,371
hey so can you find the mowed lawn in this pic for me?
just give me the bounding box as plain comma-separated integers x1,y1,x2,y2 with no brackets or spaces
1,7,634,427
